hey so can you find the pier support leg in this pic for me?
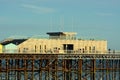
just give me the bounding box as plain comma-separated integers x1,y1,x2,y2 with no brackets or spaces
78,59,82,80
32,59,34,80
24,59,27,80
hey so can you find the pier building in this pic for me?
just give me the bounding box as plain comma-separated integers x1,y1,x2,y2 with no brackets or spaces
0,32,119,80
18,32,107,54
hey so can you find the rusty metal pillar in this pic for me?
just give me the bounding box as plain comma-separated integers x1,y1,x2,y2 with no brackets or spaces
17,59,20,80
55,59,58,80
114,59,119,80
101,59,104,80
32,59,34,80
92,59,96,80
69,60,72,80
100,59,103,80
44,59,49,80
118,59,120,79
17,59,18,80
51,59,58,80
6,59,9,80
39,59,42,80
52,59,57,80
15,59,17,80
78,59,82,80
106,60,109,80
0,59,1,80
45,59,48,80
24,59,27,80
112,59,114,80
93,59,96,80
67,59,72,80
63,59,66,80
63,59,71,80
47,59,50,80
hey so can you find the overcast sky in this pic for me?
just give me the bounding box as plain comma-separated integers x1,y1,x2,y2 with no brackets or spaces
0,0,120,50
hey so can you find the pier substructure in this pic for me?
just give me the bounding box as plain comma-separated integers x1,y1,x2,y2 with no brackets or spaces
0,54,120,80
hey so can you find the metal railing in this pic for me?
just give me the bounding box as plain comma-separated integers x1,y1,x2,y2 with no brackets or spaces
1,49,120,54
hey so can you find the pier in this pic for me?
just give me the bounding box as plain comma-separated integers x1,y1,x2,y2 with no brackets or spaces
0,53,120,80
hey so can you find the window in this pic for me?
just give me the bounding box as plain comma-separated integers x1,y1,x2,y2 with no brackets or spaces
40,45,41,49
35,45,37,52
89,46,91,53
44,45,46,50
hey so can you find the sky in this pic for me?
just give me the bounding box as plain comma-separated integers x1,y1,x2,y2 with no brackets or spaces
0,0,120,50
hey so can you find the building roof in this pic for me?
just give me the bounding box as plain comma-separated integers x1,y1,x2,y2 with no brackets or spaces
47,32,77,36
47,32,64,36
0,39,27,45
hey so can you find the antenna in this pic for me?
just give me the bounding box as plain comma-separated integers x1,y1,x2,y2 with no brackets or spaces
50,16,53,32
72,16,75,32
72,16,73,32
60,16,64,32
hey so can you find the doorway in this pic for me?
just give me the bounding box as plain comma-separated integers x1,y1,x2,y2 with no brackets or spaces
63,44,74,53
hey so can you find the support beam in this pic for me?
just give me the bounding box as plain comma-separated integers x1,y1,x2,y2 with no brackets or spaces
6,59,9,80
0,54,119,80
0,59,1,80
32,59,34,80
78,59,82,80
93,59,96,80
39,59,42,80
24,59,27,80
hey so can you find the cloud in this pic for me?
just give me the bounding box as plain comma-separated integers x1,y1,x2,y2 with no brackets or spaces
21,4,55,14
96,12,113,16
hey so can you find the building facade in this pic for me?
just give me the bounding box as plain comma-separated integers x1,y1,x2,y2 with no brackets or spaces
4,43,18,53
0,39,27,53
18,32,107,54
0,44,3,53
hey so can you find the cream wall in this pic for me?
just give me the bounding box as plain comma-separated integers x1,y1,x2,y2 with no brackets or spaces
0,44,3,53
18,38,107,54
